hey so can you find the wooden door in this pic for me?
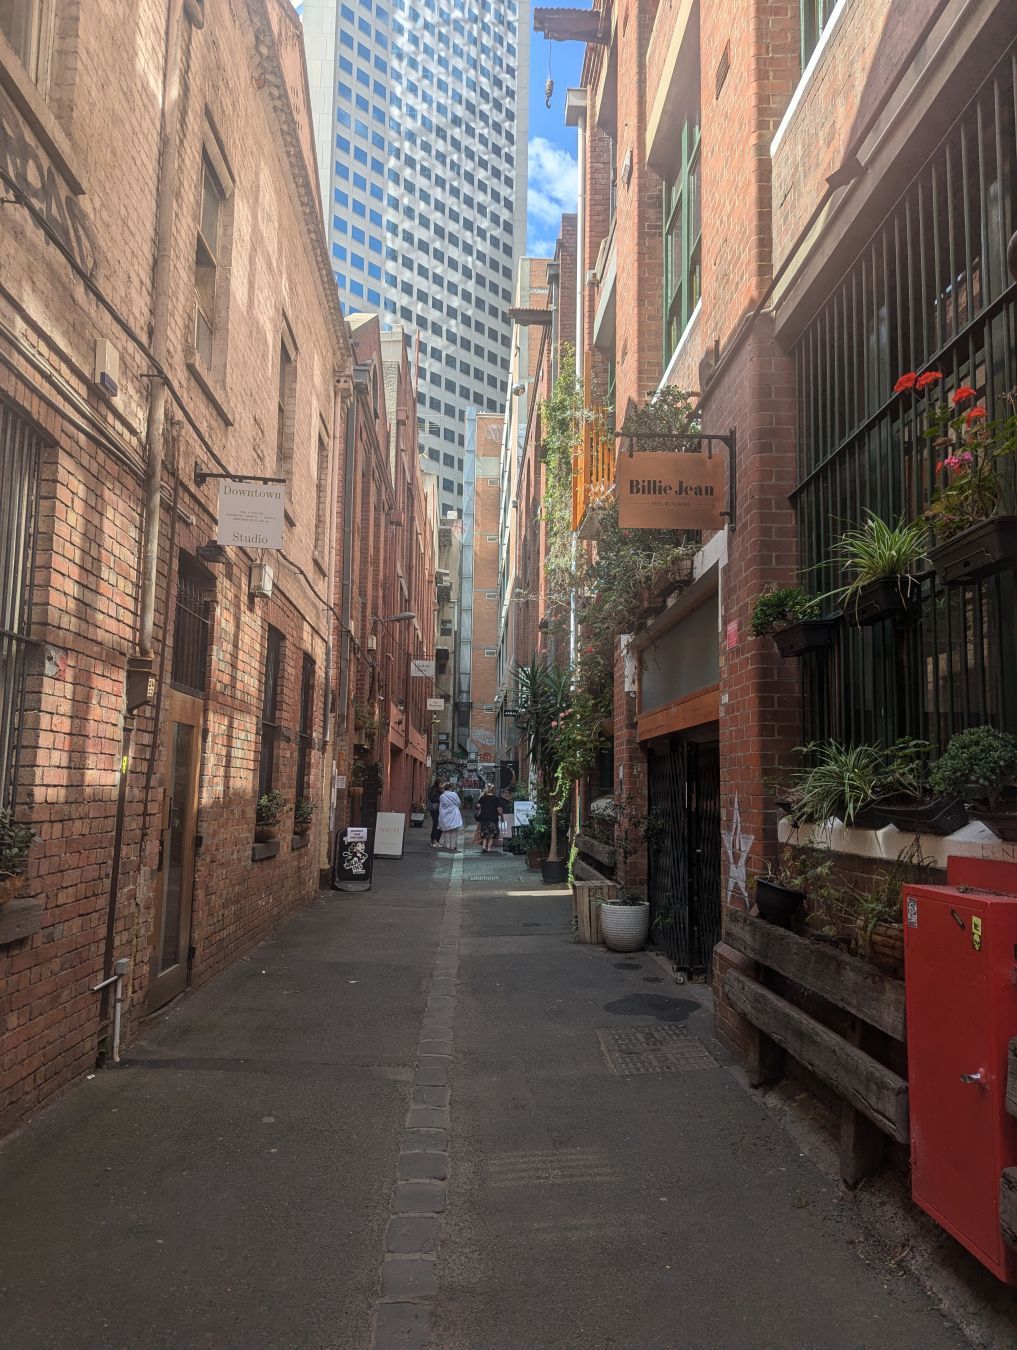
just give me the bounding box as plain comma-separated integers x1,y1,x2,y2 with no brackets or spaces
149,690,202,1010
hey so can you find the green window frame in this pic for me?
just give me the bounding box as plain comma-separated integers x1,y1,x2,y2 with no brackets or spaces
663,110,701,365
800,0,836,69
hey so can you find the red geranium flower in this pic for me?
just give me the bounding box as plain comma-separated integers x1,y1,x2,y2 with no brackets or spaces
893,372,918,393
915,371,943,390
935,460,944,473
965,406,987,425
951,386,978,406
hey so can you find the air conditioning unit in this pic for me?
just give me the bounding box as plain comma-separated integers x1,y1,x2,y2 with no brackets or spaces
367,634,378,651
435,569,451,585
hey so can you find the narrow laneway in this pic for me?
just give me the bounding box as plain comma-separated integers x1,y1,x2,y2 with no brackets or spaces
0,833,963,1349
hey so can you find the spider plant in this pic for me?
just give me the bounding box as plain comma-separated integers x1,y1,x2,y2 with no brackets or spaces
830,512,927,607
791,741,888,825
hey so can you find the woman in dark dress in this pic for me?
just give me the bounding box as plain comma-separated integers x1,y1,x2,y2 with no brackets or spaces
475,786,503,853
427,778,443,848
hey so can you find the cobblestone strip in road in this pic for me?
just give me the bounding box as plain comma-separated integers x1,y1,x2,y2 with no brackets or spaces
371,850,464,1350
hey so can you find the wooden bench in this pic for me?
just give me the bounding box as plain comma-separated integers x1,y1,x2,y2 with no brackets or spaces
724,908,908,1186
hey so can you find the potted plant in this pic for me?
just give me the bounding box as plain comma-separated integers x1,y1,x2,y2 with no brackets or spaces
875,738,968,836
901,378,1017,585
754,845,849,931
255,789,287,843
929,725,1017,841
599,888,651,952
790,740,895,828
410,802,427,827
831,512,927,626
750,585,838,657
0,808,35,904
293,796,314,836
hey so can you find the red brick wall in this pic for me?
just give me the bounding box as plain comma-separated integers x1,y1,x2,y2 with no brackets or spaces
0,0,349,1134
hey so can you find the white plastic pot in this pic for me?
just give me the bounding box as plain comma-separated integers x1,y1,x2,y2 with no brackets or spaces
599,901,650,952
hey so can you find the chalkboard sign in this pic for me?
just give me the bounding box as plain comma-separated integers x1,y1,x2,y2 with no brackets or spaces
331,826,374,892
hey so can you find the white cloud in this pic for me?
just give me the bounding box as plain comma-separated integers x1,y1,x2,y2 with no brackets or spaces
527,137,579,253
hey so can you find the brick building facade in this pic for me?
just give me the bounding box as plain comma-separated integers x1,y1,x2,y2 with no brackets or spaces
0,0,354,1134
528,0,1017,1057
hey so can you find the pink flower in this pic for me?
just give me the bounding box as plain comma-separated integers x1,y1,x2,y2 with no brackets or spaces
915,370,943,390
944,455,962,470
960,451,974,464
965,407,987,425
952,386,978,406
551,721,558,728
894,372,918,393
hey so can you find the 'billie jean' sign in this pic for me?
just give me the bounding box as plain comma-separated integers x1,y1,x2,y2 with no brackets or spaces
617,450,725,531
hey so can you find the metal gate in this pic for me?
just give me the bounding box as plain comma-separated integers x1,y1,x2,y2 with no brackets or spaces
647,739,721,974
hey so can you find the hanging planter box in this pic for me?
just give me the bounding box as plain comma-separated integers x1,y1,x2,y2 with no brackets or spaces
771,617,839,658
929,515,1017,586
885,795,968,837
970,804,1017,843
848,803,893,830
844,576,920,627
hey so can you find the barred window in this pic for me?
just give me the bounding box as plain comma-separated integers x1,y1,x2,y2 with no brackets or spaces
294,653,315,803
170,555,212,696
663,94,701,364
795,49,1017,750
0,400,41,809
258,626,284,799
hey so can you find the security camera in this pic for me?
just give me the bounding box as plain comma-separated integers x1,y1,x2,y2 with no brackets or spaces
512,383,526,396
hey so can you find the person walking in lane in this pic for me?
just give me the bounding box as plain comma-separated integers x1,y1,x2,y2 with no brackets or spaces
428,777,443,848
476,785,503,853
438,781,463,853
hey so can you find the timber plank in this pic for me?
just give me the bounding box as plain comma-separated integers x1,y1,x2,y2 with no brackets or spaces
1001,1169,1017,1249
725,908,906,1041
725,968,910,1144
0,897,44,946
575,833,616,868
572,858,610,884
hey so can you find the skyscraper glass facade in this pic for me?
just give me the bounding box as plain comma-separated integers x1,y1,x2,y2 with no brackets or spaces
301,0,529,519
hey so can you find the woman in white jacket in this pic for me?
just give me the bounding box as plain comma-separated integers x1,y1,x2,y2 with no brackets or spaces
437,783,464,852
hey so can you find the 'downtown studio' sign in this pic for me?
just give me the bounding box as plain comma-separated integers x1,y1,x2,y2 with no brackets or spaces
217,480,286,550
617,450,726,531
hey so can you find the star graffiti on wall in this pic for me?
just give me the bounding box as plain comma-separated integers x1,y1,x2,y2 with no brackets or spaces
721,794,754,910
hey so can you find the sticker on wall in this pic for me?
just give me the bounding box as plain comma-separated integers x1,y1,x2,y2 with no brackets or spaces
972,915,983,951
906,894,918,928
721,795,754,910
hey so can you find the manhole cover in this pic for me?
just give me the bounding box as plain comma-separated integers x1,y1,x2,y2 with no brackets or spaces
597,1025,717,1075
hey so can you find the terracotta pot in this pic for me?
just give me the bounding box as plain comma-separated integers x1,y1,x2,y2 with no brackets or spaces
526,849,546,870
867,921,904,974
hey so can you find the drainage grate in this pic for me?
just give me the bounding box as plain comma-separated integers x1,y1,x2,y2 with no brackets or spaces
484,1147,614,1187
597,1024,717,1075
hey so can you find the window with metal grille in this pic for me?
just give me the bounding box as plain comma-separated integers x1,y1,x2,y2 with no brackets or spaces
258,626,283,799
294,653,315,804
0,400,41,809
794,47,1017,750
663,88,701,364
170,555,211,696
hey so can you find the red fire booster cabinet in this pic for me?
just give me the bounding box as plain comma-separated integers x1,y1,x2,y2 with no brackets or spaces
905,857,1017,1283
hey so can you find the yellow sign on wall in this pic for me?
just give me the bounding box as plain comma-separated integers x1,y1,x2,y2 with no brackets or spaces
616,450,726,531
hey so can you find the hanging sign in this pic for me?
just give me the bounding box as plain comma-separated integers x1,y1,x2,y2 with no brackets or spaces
331,826,374,891
616,450,725,531
411,658,436,678
427,697,445,711
217,480,286,550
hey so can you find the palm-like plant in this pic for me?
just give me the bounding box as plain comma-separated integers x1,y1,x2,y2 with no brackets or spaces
515,659,572,861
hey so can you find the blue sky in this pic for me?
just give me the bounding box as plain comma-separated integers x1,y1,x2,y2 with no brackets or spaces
526,26,583,256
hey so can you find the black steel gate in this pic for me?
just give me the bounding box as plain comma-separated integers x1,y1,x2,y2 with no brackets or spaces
647,739,721,974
